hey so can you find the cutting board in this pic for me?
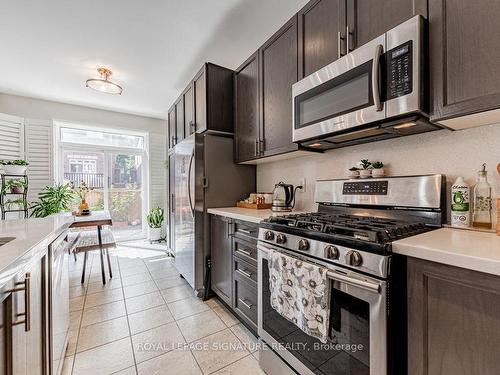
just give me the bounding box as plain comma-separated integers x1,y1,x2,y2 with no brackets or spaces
236,202,272,209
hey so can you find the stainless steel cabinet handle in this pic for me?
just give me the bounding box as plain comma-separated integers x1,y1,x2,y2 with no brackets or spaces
7,272,31,331
254,139,258,157
259,139,264,155
337,31,345,58
237,249,252,257
238,228,253,235
346,26,354,52
237,269,253,278
372,44,384,112
171,194,175,213
239,298,253,309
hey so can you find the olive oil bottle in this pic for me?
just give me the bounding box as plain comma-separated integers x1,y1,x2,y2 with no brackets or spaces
472,164,492,229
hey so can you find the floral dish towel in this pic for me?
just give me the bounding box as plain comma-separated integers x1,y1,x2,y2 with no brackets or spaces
268,249,331,343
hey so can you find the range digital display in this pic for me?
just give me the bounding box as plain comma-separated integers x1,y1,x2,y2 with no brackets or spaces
343,181,389,195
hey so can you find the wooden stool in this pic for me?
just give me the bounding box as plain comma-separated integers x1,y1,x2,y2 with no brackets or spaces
70,228,116,285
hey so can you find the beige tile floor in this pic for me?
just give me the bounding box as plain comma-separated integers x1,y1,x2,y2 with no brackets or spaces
62,245,264,375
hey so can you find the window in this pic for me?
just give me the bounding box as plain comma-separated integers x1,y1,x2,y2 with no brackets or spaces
60,126,144,149
69,158,97,173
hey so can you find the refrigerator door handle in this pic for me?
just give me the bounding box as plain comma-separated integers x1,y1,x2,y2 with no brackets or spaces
187,150,195,217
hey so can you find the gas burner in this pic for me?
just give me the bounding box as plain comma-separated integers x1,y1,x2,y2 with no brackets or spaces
265,212,431,245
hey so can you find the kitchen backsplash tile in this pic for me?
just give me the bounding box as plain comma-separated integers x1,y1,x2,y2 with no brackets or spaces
257,124,500,223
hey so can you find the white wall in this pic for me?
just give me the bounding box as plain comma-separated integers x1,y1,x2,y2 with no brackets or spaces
0,93,167,210
257,124,500,223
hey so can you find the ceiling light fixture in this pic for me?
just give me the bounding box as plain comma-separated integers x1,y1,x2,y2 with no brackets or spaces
86,67,123,95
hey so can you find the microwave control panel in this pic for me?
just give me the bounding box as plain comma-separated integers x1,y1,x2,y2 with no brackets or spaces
386,40,413,100
343,181,389,195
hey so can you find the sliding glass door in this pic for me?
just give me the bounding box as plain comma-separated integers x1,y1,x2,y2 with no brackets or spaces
61,148,146,240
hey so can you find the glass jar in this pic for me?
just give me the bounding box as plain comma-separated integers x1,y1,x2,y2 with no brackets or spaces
472,164,492,229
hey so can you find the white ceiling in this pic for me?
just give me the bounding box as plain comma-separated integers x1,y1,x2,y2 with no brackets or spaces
0,0,308,119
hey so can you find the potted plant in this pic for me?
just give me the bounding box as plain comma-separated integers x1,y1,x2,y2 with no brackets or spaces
358,159,372,178
4,179,27,194
147,207,164,241
1,159,29,175
30,183,75,218
348,167,360,179
72,181,91,215
371,161,385,178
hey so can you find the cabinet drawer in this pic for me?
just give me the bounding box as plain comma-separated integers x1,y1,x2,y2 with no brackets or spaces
233,276,258,329
233,237,257,265
233,220,259,240
234,257,257,286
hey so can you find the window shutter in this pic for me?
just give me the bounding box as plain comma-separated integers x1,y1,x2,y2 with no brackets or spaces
0,114,24,161
24,119,53,202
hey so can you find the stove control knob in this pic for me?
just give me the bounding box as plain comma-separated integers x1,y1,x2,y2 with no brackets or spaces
325,245,339,260
276,233,287,244
345,250,363,267
298,239,310,251
264,231,275,241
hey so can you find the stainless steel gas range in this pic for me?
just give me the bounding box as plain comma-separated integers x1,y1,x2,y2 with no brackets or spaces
257,175,445,375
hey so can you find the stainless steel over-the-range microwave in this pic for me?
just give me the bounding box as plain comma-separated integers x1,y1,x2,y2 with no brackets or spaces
292,15,442,150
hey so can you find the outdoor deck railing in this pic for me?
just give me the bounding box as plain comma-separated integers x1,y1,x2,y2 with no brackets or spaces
64,172,104,188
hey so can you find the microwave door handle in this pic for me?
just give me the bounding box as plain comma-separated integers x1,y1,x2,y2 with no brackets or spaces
372,44,384,112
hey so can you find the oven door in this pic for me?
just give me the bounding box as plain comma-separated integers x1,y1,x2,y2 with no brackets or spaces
292,34,386,143
257,243,387,375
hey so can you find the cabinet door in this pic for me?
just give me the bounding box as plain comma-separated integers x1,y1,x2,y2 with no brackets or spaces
175,97,184,144
260,16,299,157
193,67,207,133
429,0,500,121
183,85,195,137
346,0,426,51
168,106,176,148
210,215,232,306
408,258,500,375
12,257,46,375
234,52,260,163
298,0,345,78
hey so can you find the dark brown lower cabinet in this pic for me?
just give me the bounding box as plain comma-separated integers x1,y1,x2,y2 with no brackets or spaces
210,215,233,306
408,257,500,375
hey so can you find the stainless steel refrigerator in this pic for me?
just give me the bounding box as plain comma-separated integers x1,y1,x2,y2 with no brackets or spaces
169,133,255,296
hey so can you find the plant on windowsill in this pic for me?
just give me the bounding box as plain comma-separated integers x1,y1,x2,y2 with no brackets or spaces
0,159,29,175
358,159,372,178
147,207,164,241
3,179,27,194
30,183,75,218
371,161,385,178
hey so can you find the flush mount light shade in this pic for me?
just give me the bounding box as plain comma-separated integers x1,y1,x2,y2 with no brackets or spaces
86,67,123,95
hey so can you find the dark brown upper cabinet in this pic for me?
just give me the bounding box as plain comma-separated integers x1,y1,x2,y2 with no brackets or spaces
168,105,176,149
167,63,234,150
234,52,260,163
183,85,194,137
298,0,345,78
346,0,426,51
429,0,500,122
260,16,299,157
174,96,184,144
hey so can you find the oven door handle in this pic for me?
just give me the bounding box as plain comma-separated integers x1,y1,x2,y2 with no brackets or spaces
258,244,381,294
327,270,380,293
372,44,384,112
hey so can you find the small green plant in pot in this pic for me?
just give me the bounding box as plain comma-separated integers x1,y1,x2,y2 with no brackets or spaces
3,179,27,194
371,161,385,178
358,159,372,178
1,159,29,175
348,166,360,179
147,207,164,241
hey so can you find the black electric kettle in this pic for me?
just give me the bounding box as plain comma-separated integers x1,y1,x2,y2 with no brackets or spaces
272,181,302,212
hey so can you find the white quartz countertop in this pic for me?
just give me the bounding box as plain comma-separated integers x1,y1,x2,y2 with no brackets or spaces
0,214,74,286
393,227,500,276
207,207,307,224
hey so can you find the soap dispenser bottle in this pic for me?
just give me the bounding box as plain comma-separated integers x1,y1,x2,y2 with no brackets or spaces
472,163,492,229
